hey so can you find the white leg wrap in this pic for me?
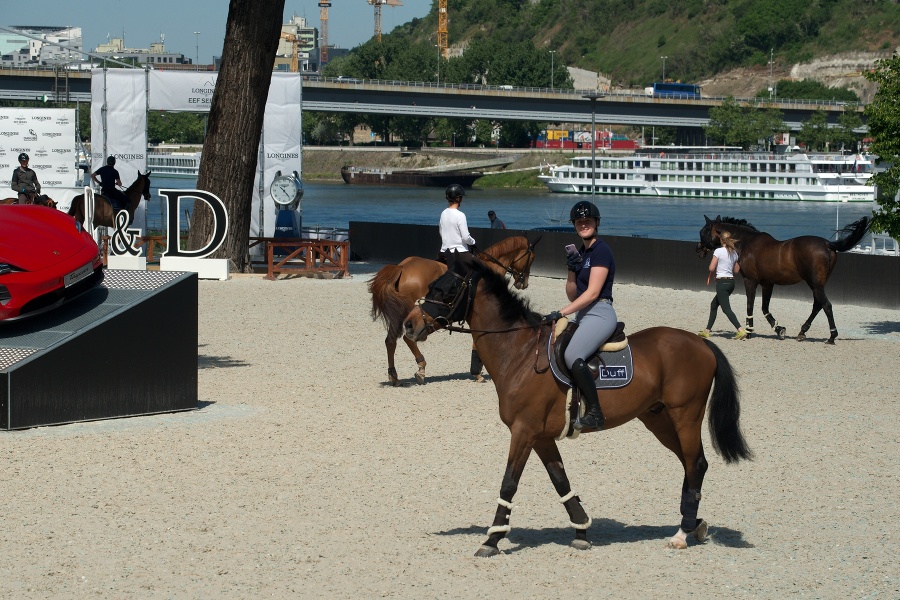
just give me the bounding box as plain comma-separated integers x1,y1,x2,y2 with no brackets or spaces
496,497,514,510
487,525,511,536
571,516,592,530
559,490,577,504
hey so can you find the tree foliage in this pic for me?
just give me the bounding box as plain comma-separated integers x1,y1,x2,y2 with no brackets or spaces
704,97,785,149
864,55,900,238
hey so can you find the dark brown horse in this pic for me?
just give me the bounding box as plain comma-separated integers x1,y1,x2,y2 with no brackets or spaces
68,171,152,228
1,194,58,209
697,215,870,344
403,252,751,556
369,235,540,386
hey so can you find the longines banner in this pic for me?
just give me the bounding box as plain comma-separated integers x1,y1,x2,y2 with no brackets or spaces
0,108,77,187
91,69,303,239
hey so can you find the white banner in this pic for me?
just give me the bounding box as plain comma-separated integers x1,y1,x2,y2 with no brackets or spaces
90,69,303,242
91,69,149,225
0,108,77,192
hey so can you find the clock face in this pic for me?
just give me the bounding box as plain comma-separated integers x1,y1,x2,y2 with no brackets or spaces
271,177,297,205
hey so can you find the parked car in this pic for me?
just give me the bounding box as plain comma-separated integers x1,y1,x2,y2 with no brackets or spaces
0,205,104,322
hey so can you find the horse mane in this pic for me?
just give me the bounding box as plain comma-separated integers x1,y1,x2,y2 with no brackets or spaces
471,259,542,327
484,235,525,256
718,217,758,232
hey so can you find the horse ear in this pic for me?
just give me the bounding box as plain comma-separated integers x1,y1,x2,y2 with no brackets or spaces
529,234,543,248
704,215,712,225
715,215,722,222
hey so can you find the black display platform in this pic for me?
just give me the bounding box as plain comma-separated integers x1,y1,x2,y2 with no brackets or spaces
0,270,198,430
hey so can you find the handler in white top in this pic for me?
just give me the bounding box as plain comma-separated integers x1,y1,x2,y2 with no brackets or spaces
438,183,476,262
698,230,748,340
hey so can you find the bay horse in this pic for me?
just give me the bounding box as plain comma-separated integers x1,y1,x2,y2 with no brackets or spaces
368,235,540,386
697,215,870,344
1,194,58,209
67,171,152,229
403,252,751,556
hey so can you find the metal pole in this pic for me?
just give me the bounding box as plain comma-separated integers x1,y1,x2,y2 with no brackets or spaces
194,31,200,65
436,45,440,85
591,98,596,201
550,51,556,91
660,56,667,81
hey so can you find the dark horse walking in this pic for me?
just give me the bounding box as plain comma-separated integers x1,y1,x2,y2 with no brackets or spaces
368,235,539,386
68,171,152,229
697,215,870,344
403,253,751,556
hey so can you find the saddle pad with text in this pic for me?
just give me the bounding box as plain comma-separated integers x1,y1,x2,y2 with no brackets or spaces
548,337,634,389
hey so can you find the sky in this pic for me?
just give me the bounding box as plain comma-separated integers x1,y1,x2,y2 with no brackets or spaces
27,0,431,64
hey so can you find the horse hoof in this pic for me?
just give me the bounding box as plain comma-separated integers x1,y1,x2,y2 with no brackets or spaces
415,372,426,385
570,539,591,551
473,374,485,383
692,519,709,543
474,545,500,558
776,327,786,340
667,537,688,550
797,333,806,342
825,338,836,345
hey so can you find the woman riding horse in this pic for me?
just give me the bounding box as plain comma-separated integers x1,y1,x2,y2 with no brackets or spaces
403,252,751,555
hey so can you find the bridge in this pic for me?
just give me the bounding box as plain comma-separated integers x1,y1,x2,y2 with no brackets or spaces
0,67,862,132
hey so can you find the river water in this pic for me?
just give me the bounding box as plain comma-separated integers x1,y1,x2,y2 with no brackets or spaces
148,176,875,243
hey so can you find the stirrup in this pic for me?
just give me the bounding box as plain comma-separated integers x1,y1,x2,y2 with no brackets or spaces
575,409,604,431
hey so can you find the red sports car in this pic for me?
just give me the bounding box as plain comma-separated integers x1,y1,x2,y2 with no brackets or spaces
0,205,104,322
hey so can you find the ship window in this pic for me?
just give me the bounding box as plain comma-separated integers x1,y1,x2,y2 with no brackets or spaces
723,176,729,183
705,176,711,183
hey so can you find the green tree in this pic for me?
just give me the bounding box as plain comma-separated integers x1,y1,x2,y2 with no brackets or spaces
864,55,900,238
704,97,783,149
834,110,863,152
797,109,832,151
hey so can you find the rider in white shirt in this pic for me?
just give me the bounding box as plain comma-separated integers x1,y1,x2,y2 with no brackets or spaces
438,183,476,262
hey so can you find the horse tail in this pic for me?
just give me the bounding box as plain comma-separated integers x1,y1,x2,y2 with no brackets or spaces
703,339,753,463
368,264,409,339
67,194,81,217
828,216,871,253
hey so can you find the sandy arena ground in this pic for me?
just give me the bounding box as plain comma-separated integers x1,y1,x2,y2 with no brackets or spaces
1,264,897,598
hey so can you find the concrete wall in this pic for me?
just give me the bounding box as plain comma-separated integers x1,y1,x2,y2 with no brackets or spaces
349,221,899,310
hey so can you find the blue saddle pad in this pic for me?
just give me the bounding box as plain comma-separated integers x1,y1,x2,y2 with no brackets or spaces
547,336,634,389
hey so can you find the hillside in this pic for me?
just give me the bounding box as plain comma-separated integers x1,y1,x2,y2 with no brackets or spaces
395,0,899,99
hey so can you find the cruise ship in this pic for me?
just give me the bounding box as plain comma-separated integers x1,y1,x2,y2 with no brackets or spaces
538,146,876,203
146,150,201,178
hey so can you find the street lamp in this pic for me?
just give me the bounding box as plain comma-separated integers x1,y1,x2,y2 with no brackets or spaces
583,92,606,202
194,31,200,66
549,50,556,91
435,44,440,85
660,55,667,81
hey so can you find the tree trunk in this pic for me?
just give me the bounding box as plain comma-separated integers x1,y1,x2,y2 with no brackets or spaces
188,0,285,272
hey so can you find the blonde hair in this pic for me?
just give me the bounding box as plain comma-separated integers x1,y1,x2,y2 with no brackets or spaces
719,231,737,253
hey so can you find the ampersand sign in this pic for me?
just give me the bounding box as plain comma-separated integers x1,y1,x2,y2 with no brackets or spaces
109,210,141,256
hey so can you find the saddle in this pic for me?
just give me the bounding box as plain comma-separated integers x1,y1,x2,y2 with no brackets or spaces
548,319,634,441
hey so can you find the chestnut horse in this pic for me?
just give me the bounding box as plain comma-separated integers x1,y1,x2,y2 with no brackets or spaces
67,171,152,228
403,252,751,556
368,235,540,386
697,215,870,344
1,194,58,209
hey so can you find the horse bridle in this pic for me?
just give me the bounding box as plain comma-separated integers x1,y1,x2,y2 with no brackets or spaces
415,270,480,335
473,243,536,289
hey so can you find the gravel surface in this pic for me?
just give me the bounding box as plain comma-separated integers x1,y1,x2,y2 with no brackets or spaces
1,264,897,598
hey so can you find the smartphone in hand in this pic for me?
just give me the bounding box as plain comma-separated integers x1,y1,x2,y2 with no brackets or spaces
565,244,578,255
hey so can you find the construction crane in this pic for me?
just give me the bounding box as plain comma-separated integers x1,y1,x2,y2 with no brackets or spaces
437,0,448,58
279,32,300,73
319,1,331,67
367,0,402,43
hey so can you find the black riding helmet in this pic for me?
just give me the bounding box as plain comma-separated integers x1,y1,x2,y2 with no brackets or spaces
445,183,465,202
570,200,600,222
107,156,116,165
18,152,29,162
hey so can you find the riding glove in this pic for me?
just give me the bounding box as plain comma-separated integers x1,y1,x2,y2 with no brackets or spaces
566,252,583,272
542,311,563,324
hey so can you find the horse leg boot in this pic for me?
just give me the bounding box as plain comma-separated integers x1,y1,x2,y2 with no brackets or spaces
470,346,485,382
572,359,604,431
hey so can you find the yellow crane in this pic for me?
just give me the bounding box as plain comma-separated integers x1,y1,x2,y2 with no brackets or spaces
319,1,331,67
279,31,300,73
367,0,402,43
437,0,447,57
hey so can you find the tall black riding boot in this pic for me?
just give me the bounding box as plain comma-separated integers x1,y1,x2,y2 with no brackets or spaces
571,358,605,430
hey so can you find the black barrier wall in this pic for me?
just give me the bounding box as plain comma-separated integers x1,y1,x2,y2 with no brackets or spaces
349,221,899,309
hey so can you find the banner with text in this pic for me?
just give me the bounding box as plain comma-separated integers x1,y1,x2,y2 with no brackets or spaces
0,108,77,189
